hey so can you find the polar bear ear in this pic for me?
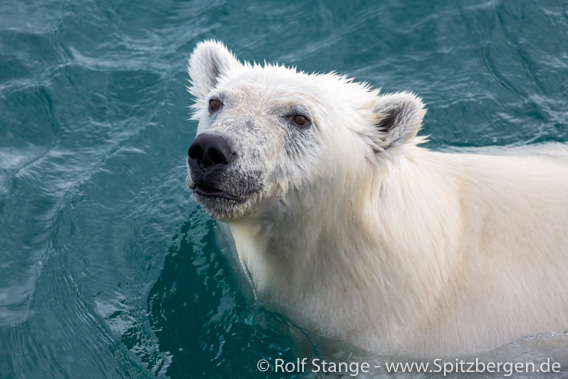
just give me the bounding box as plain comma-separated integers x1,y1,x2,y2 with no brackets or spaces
372,92,426,149
187,40,242,99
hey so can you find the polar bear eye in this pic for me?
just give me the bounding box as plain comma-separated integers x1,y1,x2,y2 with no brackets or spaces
292,114,309,127
209,98,222,112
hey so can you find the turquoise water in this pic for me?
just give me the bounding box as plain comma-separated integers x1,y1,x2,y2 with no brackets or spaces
1,0,567,377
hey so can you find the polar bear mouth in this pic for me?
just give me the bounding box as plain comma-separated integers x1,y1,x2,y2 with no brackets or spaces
194,183,242,201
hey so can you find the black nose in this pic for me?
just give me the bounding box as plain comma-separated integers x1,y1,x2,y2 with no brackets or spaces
188,134,234,171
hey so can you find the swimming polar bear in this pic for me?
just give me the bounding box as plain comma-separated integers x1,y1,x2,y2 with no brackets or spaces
185,40,568,357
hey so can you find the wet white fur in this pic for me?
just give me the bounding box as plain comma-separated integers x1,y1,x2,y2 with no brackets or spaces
187,41,568,357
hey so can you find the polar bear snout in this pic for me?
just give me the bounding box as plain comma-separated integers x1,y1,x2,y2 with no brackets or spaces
186,130,269,221
188,133,234,172
187,133,242,203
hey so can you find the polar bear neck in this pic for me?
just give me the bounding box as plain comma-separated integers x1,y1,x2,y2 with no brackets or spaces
226,146,467,352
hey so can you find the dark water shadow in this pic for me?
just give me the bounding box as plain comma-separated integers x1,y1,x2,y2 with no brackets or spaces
143,210,307,378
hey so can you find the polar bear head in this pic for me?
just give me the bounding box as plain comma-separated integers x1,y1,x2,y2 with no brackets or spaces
186,41,426,222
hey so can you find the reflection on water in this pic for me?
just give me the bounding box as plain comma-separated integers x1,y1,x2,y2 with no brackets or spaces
1,0,567,377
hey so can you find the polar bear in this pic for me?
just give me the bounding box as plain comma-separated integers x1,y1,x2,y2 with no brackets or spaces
185,40,568,357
